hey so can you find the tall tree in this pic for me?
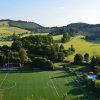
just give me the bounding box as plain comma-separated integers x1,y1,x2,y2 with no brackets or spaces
60,44,64,52
95,56,100,66
57,52,65,61
74,53,83,64
19,48,28,65
61,33,71,43
11,40,22,51
90,56,96,66
84,53,89,63
50,45,57,61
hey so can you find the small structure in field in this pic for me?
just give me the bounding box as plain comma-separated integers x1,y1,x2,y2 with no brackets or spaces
55,66,63,69
5,63,21,67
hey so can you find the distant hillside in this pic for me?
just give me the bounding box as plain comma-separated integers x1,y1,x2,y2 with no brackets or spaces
9,20,44,31
0,19,100,35
0,20,30,35
0,20,9,25
67,23,100,35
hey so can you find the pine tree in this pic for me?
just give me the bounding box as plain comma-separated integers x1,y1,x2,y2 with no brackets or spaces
60,44,64,52
90,56,96,66
84,53,89,63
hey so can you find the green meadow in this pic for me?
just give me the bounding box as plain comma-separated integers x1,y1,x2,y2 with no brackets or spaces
0,41,13,46
0,25,29,35
0,71,87,100
53,35,100,61
1,34,100,61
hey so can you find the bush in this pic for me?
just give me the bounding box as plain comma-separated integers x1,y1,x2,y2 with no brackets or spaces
74,53,83,64
32,57,54,70
97,73,100,80
82,73,88,79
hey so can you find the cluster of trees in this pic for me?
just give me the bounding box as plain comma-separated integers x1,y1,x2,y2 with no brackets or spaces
0,48,28,66
11,35,75,62
61,33,71,43
74,53,89,65
50,27,79,36
32,57,54,70
74,53,100,73
74,53,100,94
85,35,100,41
90,79,100,95
90,56,100,73
0,35,75,70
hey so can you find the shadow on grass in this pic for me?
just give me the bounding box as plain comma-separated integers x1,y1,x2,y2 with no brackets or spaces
68,87,83,95
64,81,77,87
72,96,88,100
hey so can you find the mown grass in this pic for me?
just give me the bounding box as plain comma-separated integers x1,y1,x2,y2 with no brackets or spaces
0,71,87,100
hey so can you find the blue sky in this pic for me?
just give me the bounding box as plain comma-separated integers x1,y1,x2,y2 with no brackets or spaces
0,0,100,27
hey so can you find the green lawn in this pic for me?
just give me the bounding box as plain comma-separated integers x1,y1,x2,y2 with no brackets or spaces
0,71,87,100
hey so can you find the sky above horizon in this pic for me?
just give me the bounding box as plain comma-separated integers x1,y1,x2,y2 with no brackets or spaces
0,0,100,27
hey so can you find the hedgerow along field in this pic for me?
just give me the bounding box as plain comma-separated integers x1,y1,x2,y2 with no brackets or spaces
0,71,87,100
0,33,48,46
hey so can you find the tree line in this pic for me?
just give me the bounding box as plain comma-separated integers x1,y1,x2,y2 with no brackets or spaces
0,35,75,70
74,53,100,73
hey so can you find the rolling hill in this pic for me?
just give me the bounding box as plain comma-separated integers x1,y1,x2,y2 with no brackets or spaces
0,20,30,35
67,23,100,35
0,19,100,36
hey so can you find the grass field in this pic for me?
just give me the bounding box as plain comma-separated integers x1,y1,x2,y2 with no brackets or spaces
0,25,29,35
0,41,13,46
53,35,100,61
0,71,87,100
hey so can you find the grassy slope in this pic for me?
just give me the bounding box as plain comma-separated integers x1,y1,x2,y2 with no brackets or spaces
0,21,30,40
0,21,48,46
0,41,13,46
0,71,86,100
53,35,100,61
64,35,100,60
0,25,29,35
